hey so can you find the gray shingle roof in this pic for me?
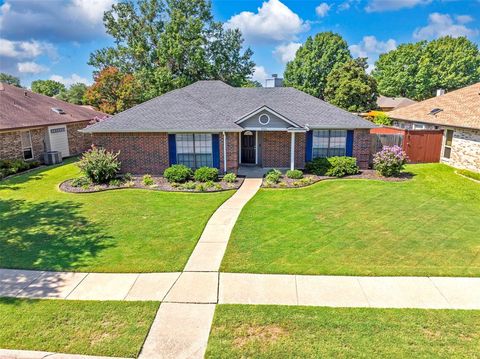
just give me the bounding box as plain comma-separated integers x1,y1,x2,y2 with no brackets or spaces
82,80,375,133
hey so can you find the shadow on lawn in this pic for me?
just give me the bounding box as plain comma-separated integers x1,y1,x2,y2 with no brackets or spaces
0,198,113,272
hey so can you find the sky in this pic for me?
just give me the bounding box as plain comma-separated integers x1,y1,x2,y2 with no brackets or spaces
0,0,479,88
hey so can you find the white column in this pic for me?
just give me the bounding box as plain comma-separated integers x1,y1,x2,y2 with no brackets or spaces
290,132,295,170
223,132,227,173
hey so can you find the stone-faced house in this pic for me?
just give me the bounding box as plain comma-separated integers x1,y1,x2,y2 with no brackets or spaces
0,83,105,162
389,83,480,172
82,80,375,174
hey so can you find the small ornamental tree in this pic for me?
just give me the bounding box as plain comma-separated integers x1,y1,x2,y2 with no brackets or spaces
78,145,121,184
373,145,408,177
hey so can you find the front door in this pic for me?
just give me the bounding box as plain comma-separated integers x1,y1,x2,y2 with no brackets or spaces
241,131,256,164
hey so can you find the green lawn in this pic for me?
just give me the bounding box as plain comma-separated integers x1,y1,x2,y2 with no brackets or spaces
0,298,158,357
206,305,480,359
0,161,232,272
221,164,480,276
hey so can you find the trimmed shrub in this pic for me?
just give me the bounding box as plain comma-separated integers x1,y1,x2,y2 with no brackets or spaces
163,164,192,183
195,183,207,192
78,146,120,184
305,157,332,175
71,176,91,188
373,145,408,177
265,169,281,184
181,181,196,190
142,174,154,186
194,166,219,182
286,169,303,179
109,178,122,187
0,159,39,179
326,156,359,177
123,172,133,181
223,173,237,183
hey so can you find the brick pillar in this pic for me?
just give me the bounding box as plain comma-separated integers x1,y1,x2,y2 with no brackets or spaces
353,129,371,169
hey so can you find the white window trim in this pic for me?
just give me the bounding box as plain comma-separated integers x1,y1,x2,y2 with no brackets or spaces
258,113,270,126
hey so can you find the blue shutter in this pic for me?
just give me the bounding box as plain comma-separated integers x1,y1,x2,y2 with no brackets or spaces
305,130,313,162
346,130,354,157
168,134,177,165
212,134,220,169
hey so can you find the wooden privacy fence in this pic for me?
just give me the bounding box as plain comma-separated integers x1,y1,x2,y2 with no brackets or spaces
371,127,444,164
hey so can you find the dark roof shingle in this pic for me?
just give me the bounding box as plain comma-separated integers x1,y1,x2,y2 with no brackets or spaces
0,83,106,131
83,80,375,133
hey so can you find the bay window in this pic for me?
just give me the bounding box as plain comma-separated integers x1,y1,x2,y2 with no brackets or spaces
176,133,213,168
312,130,347,158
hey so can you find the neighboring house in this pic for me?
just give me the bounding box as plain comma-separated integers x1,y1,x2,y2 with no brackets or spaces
377,95,416,112
0,83,105,162
389,83,480,172
82,80,375,174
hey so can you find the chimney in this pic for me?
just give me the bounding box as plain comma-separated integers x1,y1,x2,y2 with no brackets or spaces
436,89,445,97
265,74,283,88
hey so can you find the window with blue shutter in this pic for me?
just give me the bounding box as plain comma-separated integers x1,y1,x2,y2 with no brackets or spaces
212,134,220,169
305,130,313,162
346,130,354,157
168,134,176,165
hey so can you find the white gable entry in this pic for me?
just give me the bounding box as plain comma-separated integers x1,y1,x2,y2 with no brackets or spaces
46,124,70,157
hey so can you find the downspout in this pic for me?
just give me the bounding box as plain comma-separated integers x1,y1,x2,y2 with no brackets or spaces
223,132,227,174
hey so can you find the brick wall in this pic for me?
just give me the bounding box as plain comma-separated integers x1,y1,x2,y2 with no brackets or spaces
442,128,480,172
353,129,371,169
67,121,92,155
92,132,170,174
0,121,92,162
219,132,239,173
294,132,306,169
262,132,291,168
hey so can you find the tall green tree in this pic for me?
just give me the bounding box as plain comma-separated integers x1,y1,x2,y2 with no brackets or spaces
57,83,88,105
284,32,352,99
89,0,254,102
324,58,377,112
372,42,425,99
0,73,21,87
31,80,66,97
373,36,480,100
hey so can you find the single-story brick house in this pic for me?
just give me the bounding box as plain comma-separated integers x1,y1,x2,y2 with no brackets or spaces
389,83,480,172
82,80,375,174
0,82,106,162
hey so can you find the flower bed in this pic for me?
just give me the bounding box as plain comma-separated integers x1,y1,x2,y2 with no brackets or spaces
60,174,244,193
262,169,411,189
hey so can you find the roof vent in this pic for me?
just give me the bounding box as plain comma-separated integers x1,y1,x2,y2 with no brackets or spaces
428,108,443,116
51,107,66,115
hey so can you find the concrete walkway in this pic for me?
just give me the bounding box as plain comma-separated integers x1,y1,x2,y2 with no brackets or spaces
0,349,130,359
139,178,262,359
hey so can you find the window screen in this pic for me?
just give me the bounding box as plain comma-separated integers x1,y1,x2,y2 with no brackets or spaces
312,130,347,158
176,133,213,169
21,131,33,160
443,129,454,159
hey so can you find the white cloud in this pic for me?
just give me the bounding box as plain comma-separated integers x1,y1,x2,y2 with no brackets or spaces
0,38,57,59
0,0,117,42
456,15,473,24
413,13,479,40
315,3,331,17
273,42,302,63
366,0,432,12
349,36,397,58
17,61,48,74
50,73,91,87
225,0,309,43
251,65,268,85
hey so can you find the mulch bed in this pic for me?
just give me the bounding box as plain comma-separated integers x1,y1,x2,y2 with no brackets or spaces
60,175,244,193
262,170,412,189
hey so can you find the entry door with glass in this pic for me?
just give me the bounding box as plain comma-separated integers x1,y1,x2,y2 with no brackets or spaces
241,131,256,164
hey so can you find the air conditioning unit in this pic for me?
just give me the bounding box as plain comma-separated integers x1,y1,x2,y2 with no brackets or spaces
44,151,63,165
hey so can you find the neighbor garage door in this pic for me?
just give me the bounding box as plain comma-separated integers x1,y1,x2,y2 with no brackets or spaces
47,125,70,157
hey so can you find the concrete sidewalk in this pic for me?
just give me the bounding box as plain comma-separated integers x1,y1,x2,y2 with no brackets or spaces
219,273,480,309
